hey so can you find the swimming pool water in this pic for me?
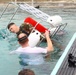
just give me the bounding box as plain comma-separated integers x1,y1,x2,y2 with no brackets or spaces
0,5,76,75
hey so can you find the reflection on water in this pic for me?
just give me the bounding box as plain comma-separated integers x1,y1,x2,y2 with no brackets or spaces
0,6,76,75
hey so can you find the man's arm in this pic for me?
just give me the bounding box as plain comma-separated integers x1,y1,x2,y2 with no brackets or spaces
44,30,54,52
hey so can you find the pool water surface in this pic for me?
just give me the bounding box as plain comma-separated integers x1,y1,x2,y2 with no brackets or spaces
0,5,76,75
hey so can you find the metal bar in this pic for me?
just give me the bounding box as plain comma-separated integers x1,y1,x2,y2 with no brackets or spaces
61,23,67,31
8,6,19,24
15,0,17,4
51,25,62,38
0,3,10,19
32,0,34,6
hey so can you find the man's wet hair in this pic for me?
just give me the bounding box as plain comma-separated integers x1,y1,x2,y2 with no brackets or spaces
18,35,28,43
18,69,35,75
7,22,15,29
17,33,29,44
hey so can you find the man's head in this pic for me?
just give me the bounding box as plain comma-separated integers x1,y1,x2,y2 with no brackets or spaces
7,22,19,33
17,33,28,45
18,69,35,75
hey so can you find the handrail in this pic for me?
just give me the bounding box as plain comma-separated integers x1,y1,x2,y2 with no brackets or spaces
8,6,19,24
51,23,67,38
0,3,10,19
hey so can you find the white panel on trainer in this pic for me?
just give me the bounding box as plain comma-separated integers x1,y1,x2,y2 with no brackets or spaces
18,3,50,21
47,15,62,27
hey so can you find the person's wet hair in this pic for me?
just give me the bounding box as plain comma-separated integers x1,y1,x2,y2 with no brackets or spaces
7,22,15,29
18,69,35,75
17,33,28,44
18,35,28,43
